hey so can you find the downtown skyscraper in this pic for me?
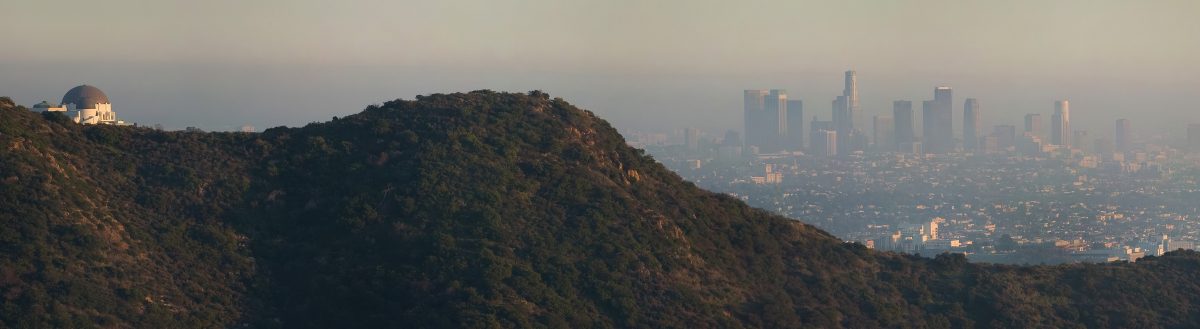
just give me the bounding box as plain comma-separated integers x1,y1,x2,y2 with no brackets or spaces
1051,100,1071,147
963,98,980,152
786,99,804,150
1024,113,1043,138
843,70,860,129
1115,118,1131,152
765,89,788,151
811,119,837,156
743,90,768,152
833,70,864,154
893,101,915,152
743,89,794,153
922,86,954,154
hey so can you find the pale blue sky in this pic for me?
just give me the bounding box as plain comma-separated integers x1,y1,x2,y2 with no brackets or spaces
2,0,1198,136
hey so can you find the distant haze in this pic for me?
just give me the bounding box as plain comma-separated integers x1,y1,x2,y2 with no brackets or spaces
2,0,1198,136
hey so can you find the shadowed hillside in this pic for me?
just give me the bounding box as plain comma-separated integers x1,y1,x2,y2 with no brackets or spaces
2,92,1200,328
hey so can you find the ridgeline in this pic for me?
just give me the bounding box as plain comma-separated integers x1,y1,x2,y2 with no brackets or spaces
1,92,1200,328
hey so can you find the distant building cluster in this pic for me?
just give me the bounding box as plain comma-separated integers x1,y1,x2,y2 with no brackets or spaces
742,71,870,156
640,70,1200,265
742,89,804,154
636,69,1200,175
749,163,783,185
655,145,1200,262
30,85,127,125
868,218,955,254
713,69,1200,160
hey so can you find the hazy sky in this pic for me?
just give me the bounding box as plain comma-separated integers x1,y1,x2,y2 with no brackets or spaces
2,0,1198,137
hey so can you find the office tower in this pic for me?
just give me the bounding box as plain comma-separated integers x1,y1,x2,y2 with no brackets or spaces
844,70,861,131
963,98,980,152
922,100,935,150
743,89,791,153
873,115,894,152
822,130,838,157
811,119,834,142
833,70,863,154
786,99,804,151
810,119,836,156
922,87,954,153
743,90,768,150
1024,114,1043,138
935,87,952,104
1051,100,1070,147
893,100,914,151
684,127,701,151
763,89,788,152
833,96,849,154
812,130,837,157
833,96,848,132
1115,119,1131,152
993,125,1017,150
1189,124,1200,152
934,87,953,151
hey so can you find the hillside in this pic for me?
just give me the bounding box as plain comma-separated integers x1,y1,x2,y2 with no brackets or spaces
2,92,1200,328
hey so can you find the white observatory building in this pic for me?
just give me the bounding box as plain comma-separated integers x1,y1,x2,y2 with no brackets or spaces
32,85,125,125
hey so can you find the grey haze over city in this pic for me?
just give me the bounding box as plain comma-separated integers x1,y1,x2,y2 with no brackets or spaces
2,0,1198,137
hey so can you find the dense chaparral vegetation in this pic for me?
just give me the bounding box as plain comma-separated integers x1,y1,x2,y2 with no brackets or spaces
2,92,1200,328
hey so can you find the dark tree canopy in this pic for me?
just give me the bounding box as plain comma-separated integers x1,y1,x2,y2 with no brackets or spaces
2,92,1200,328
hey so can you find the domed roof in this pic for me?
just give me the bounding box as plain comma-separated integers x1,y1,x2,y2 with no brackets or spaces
61,85,110,109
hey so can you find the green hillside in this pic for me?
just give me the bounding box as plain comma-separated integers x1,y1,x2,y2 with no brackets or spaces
1,92,1199,328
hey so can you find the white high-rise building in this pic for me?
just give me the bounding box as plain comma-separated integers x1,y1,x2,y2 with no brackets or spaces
844,70,860,128
1051,100,1070,147
963,98,980,152
922,87,954,154
744,89,768,150
834,70,862,154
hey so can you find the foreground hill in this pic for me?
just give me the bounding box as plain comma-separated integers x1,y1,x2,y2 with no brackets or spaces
1,92,1200,328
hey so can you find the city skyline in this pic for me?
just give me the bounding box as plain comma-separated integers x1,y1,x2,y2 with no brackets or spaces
728,70,1178,155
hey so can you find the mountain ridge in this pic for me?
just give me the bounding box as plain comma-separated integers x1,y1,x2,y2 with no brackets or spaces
2,92,1200,328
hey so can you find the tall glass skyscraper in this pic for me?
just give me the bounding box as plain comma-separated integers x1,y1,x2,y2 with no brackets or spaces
844,70,860,130
743,89,767,151
765,89,788,152
1115,118,1131,152
922,86,954,153
832,70,863,154
1051,100,1070,147
963,98,980,152
743,89,791,153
